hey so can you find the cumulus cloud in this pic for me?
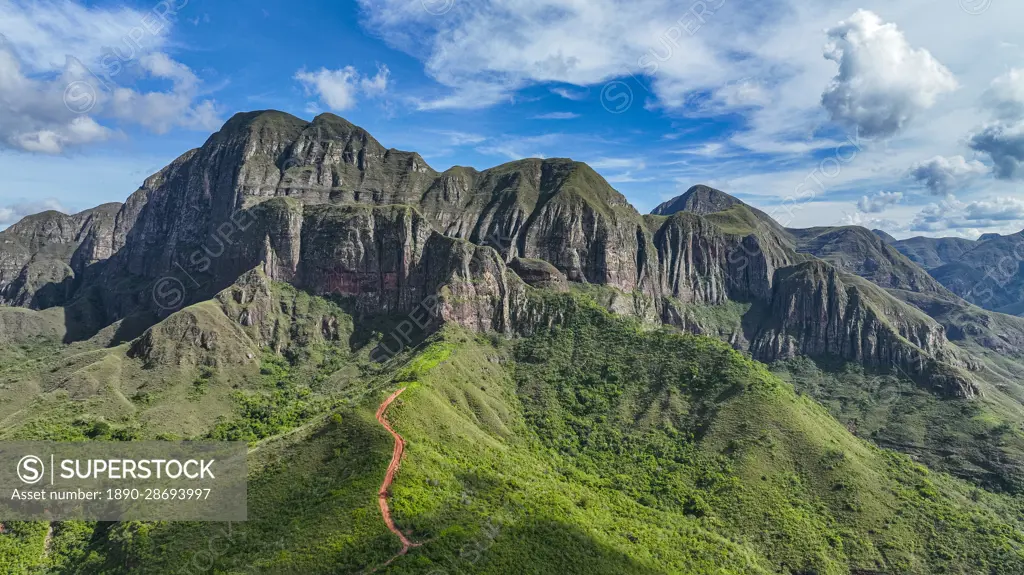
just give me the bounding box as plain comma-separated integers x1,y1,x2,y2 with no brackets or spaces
357,0,733,111
966,69,1024,180
108,53,221,134
0,1,219,154
840,210,900,231
821,10,957,139
968,121,1024,180
908,155,989,196
295,64,391,112
0,39,113,153
982,68,1024,120
0,198,65,226
911,196,1024,233
857,190,902,213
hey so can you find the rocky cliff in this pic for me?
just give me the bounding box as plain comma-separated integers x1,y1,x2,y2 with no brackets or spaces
751,261,976,397
789,226,952,295
0,203,121,308
0,110,981,398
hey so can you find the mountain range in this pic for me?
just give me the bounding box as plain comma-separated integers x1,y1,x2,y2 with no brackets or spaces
1,111,1023,574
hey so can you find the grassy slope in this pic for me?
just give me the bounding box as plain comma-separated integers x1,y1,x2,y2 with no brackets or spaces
2,284,1024,573
3,293,1020,573
771,357,1024,495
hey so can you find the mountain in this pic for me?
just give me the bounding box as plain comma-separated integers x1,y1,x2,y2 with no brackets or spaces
872,229,897,243
886,232,1024,315
1,111,1024,573
2,274,1023,574
0,203,120,308
928,232,1024,314
788,226,952,295
889,235,979,270
652,184,743,215
0,111,973,396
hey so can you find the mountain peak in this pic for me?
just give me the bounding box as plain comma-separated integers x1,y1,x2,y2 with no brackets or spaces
872,229,897,243
651,184,743,216
219,110,307,133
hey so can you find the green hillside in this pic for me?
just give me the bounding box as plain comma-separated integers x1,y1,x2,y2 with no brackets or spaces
3,285,1023,574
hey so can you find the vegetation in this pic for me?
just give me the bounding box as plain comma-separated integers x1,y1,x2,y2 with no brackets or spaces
1,289,1021,573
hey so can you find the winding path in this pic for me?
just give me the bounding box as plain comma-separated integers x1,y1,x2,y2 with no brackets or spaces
374,388,419,564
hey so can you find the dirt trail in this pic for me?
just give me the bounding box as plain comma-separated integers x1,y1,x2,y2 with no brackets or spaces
374,387,419,562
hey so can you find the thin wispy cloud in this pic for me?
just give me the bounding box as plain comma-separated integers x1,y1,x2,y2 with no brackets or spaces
532,112,580,120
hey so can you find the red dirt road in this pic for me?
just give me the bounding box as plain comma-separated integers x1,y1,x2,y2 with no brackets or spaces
375,388,418,561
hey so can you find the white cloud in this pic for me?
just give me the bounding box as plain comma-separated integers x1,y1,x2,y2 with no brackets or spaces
0,1,218,153
841,210,900,230
0,198,65,226
357,0,734,111
968,120,1024,180
476,133,560,160
589,157,647,171
908,155,989,196
966,69,1024,180
108,53,221,134
360,65,391,95
911,196,1024,233
411,81,514,111
982,68,1024,120
821,10,957,139
295,64,390,112
551,87,588,101
0,0,168,72
709,79,772,110
433,130,488,146
672,143,727,157
857,190,902,213
532,112,580,120
296,67,356,111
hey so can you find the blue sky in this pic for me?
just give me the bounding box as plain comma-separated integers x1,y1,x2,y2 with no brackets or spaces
2,0,1024,238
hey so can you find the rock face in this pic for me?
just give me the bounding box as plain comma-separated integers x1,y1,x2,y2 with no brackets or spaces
509,258,569,292
652,185,742,216
0,203,121,308
889,235,979,270
650,210,795,305
926,232,1024,315
0,110,982,398
789,226,952,295
751,261,976,397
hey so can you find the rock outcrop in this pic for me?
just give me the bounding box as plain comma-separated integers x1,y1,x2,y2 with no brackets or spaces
0,110,982,398
751,261,977,397
789,226,952,295
0,203,121,308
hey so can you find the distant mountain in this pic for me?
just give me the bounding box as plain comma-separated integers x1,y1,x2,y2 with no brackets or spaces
0,203,121,308
885,232,1024,315
788,226,951,295
872,229,897,244
928,232,1024,314
889,235,978,270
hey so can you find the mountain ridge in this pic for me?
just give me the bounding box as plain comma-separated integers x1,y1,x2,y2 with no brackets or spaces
0,109,987,398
